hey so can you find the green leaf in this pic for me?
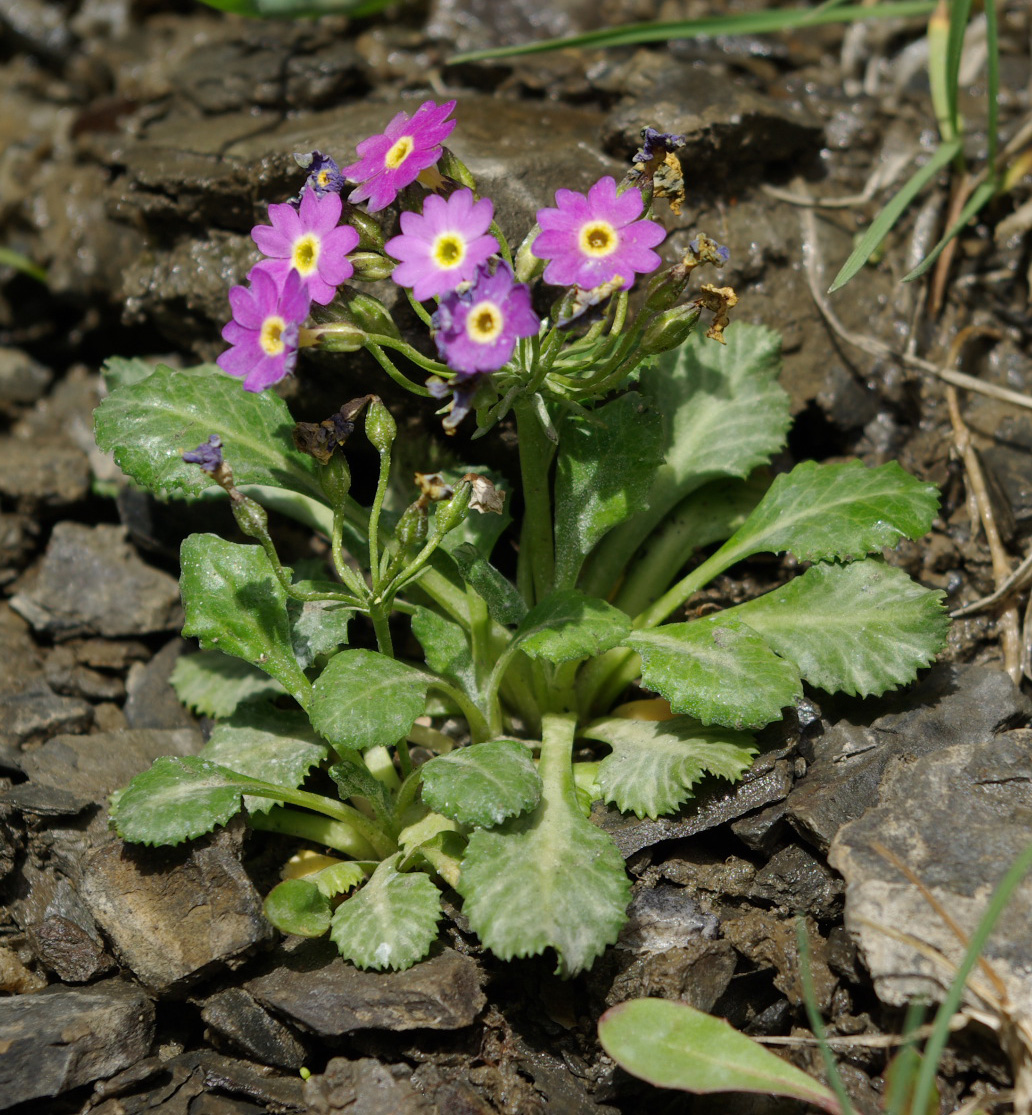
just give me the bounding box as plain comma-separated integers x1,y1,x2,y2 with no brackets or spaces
307,859,367,898
169,651,285,718
553,393,663,589
200,705,329,816
715,460,939,567
180,534,312,708
101,356,155,393
288,596,352,669
328,751,395,827
724,560,948,697
584,716,756,820
458,780,630,975
111,756,249,845
628,616,802,730
263,879,332,938
419,740,542,827
515,590,631,664
94,363,323,501
310,649,429,751
198,0,396,19
448,543,527,626
582,324,790,597
598,998,840,1113
411,607,478,699
329,855,441,971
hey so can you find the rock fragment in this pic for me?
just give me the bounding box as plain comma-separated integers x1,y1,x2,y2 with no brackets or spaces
199,987,307,1070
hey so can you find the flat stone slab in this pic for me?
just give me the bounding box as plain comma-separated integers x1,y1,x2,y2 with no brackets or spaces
245,942,485,1035
830,728,1032,1023
81,827,273,993
0,978,154,1111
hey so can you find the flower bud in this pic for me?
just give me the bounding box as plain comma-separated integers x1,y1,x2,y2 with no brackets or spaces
347,207,386,251
514,223,545,284
349,252,395,282
437,147,477,191
640,304,701,355
314,323,367,352
431,480,473,538
341,290,400,340
641,262,692,316
231,493,270,541
319,454,352,506
365,396,397,453
394,500,429,551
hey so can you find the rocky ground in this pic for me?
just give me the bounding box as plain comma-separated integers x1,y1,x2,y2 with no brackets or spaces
1,0,1032,1112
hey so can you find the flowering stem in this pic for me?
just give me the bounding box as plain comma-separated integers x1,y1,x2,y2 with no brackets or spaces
514,394,556,605
404,287,435,328
369,605,394,658
490,219,514,267
331,506,372,602
367,335,451,377
367,442,392,588
364,341,435,397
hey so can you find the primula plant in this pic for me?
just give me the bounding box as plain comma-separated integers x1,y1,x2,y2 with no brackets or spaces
95,101,949,974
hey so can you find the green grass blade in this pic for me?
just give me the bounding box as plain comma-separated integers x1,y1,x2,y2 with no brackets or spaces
909,837,1032,1115
0,247,47,284
984,0,1000,167
944,0,974,138
901,177,996,281
828,138,961,293
449,2,937,63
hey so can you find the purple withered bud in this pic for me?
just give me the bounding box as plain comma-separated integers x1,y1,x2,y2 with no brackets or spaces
688,235,731,266
635,127,686,164
305,151,345,197
182,435,224,473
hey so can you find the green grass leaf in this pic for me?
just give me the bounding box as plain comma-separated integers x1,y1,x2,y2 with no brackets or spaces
584,716,756,820
169,651,285,718
200,705,329,816
180,534,312,708
329,856,441,971
94,363,323,502
828,139,962,292
598,998,841,1113
263,878,332,938
716,459,939,567
628,616,802,730
458,767,630,975
197,0,396,17
725,560,948,697
310,649,429,752
515,590,631,665
420,740,542,828
553,392,663,590
901,178,998,282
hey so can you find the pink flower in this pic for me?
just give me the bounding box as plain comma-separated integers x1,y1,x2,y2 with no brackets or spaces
343,100,457,213
432,261,539,375
532,176,666,291
217,267,311,392
250,189,358,306
385,189,498,301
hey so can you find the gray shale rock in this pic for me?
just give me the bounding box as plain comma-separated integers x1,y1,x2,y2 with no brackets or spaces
81,825,273,994
0,436,90,513
830,728,1032,1025
245,941,486,1036
11,521,181,639
0,680,93,749
304,1056,433,1115
786,663,1030,852
0,978,155,1111
199,987,307,1071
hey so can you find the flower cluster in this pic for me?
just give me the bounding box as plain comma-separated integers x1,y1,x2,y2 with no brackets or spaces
215,100,720,426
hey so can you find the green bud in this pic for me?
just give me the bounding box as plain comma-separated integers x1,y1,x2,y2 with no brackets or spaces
437,147,477,190
640,304,701,355
319,453,352,506
514,223,545,284
231,494,270,541
641,262,692,316
349,252,395,283
347,207,386,251
315,323,367,353
342,290,400,340
431,481,472,538
394,500,429,551
365,397,397,453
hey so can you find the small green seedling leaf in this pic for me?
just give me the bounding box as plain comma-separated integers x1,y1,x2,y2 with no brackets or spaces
263,878,333,938
170,651,285,718
310,649,430,751
458,755,630,975
628,616,802,730
598,998,841,1113
515,590,631,664
726,559,948,697
420,740,542,827
329,855,441,971
584,716,756,819
111,756,250,845
715,459,940,567
94,363,323,501
411,606,479,700
553,392,663,589
307,859,368,898
180,534,311,707
328,750,396,828
201,705,329,815
448,542,527,626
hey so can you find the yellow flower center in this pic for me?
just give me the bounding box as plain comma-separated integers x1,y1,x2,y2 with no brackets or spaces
384,136,414,170
466,301,503,344
579,220,618,258
292,234,319,275
432,233,465,270
260,316,287,356
317,169,331,187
